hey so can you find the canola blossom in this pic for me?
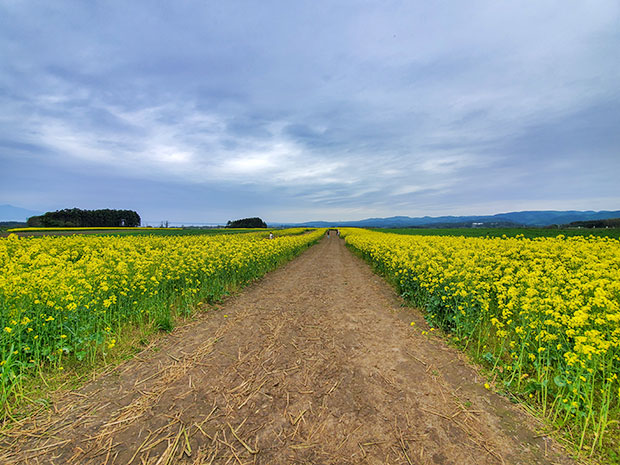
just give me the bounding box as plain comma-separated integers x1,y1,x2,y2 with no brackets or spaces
0,229,323,404
342,228,620,451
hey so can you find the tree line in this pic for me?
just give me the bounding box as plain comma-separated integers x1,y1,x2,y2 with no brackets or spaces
27,208,141,227
226,217,267,228
566,218,620,228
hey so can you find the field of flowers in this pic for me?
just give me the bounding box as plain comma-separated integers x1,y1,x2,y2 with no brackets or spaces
342,228,620,454
6,227,182,232
0,229,323,406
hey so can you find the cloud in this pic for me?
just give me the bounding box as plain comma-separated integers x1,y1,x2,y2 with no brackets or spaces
1,1,619,222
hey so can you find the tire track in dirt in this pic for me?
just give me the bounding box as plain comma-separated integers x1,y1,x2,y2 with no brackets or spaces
1,233,572,464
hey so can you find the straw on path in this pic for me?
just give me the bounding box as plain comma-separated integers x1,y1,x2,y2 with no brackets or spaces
1,233,572,464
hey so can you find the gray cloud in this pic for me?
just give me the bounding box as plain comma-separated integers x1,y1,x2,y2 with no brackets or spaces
1,1,619,222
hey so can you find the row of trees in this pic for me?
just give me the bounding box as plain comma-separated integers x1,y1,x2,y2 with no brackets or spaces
226,217,267,228
27,208,141,228
566,218,620,228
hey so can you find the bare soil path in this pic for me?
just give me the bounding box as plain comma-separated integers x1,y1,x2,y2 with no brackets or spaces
2,234,572,464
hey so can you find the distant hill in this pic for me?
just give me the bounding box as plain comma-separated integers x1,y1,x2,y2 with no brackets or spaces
270,210,620,228
0,204,42,222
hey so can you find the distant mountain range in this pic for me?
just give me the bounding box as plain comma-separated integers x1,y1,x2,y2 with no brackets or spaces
272,210,620,228
0,204,42,222
2,204,619,229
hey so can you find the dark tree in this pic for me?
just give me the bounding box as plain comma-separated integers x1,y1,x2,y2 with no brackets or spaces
226,217,267,228
27,208,141,227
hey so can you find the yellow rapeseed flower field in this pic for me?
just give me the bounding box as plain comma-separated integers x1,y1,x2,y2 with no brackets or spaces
0,229,323,406
342,228,619,452
6,227,182,232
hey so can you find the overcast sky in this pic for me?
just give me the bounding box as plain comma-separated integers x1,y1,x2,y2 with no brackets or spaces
1,1,619,223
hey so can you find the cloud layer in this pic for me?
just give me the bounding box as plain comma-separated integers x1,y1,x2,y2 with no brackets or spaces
1,1,619,222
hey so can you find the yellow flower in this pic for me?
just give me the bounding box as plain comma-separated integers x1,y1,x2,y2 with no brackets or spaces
3,327,12,333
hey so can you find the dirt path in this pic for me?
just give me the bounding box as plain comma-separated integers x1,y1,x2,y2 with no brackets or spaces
2,234,572,464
